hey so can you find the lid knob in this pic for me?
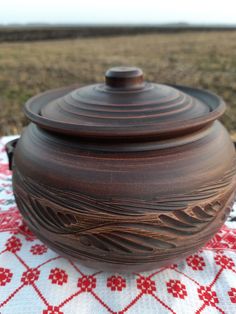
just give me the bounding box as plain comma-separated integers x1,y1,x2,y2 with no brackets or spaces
105,66,144,89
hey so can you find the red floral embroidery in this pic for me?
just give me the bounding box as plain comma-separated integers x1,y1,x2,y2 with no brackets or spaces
0,267,13,286
0,208,21,232
228,288,236,303
1,215,13,226
170,264,178,269
207,226,236,250
187,254,205,270
43,306,63,314
5,236,22,253
21,268,40,285
16,222,36,241
166,279,187,299
136,276,156,294
0,164,11,175
107,275,126,291
77,275,96,292
30,244,48,255
1,183,12,188
49,268,68,286
215,254,235,269
197,286,218,306
224,233,236,249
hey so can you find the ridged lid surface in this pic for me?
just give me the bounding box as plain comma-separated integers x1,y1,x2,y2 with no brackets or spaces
24,66,225,139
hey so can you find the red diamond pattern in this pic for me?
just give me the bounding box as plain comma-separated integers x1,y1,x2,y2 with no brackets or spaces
186,254,206,271
197,286,219,306
166,279,187,299
214,254,235,269
77,275,96,292
107,275,126,292
31,244,48,255
0,267,13,286
49,268,68,286
228,287,236,303
21,268,40,285
136,276,156,294
5,235,22,253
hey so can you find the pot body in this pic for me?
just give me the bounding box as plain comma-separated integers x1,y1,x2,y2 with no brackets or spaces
11,121,236,272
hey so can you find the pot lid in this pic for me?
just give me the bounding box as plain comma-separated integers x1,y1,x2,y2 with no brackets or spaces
24,66,225,139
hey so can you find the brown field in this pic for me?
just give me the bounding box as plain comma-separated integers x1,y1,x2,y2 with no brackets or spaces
0,31,236,137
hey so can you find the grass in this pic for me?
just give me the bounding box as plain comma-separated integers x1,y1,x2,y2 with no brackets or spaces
0,31,236,137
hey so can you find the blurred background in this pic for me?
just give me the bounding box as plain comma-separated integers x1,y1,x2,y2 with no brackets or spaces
0,0,236,138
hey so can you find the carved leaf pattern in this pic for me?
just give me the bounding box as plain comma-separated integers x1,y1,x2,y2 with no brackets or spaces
13,162,236,264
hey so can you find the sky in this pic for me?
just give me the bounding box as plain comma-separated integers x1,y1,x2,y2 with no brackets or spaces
0,0,236,25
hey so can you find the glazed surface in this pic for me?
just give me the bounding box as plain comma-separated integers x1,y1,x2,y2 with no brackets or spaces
12,121,236,271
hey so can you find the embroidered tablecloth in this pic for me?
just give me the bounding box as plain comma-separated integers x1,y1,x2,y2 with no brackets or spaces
0,136,236,314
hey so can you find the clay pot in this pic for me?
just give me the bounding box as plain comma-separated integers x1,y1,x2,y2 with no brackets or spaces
6,67,236,272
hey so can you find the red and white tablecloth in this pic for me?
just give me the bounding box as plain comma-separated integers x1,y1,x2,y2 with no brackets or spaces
0,136,236,314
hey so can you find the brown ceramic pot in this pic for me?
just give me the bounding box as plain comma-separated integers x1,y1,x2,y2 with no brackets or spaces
6,67,236,272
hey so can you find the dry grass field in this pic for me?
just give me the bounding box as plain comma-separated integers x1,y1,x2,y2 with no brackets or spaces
0,31,236,137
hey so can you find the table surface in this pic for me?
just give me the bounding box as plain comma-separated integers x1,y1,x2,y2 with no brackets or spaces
0,136,236,314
